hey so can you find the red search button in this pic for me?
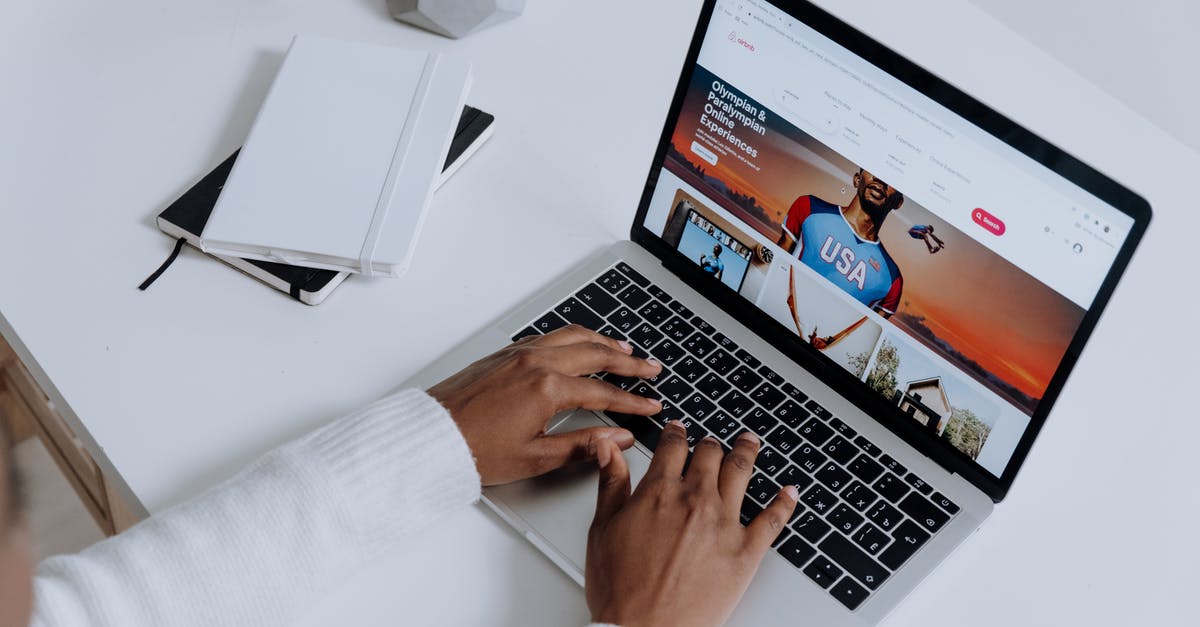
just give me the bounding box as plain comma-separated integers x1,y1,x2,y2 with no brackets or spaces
972,208,1006,236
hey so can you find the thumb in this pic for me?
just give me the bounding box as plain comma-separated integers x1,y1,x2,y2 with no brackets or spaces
529,427,635,475
593,438,631,526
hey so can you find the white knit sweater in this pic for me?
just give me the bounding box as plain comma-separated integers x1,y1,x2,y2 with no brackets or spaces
30,389,618,627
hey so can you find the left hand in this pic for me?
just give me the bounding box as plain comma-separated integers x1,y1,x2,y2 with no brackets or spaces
428,325,663,486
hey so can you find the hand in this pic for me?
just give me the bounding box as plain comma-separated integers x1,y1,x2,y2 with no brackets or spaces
585,423,799,627
428,325,663,486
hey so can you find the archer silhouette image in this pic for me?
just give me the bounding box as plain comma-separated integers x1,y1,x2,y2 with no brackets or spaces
908,224,945,254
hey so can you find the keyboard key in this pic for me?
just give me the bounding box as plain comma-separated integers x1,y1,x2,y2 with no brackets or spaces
604,372,639,391
681,333,718,358
512,326,540,342
782,382,808,403
681,393,717,421
696,373,732,400
657,375,693,404
829,576,870,610
727,365,763,393
644,365,671,387
661,316,695,342
879,519,931,570
554,297,605,330
606,307,641,334
826,503,864,535
749,382,786,411
851,523,891,556
847,454,885,484
898,493,949,533
741,407,776,437
797,417,835,446
630,381,659,402
800,484,837,515
765,425,802,455
576,283,620,316
772,529,792,549
790,443,827,474
614,262,649,286
648,339,685,367
734,348,762,369
712,332,737,352
628,322,664,349
776,464,814,492
775,400,809,429
616,285,651,309
679,417,709,447
758,366,782,386
904,473,933,495
818,532,889,590
754,446,786,476
748,474,781,505
803,555,842,589
822,436,858,465
667,300,694,318
691,317,716,335
597,325,625,341
739,498,763,526
829,417,857,439
703,349,739,376
866,501,902,532
805,399,833,421
597,269,630,294
716,390,754,418
532,311,569,334
879,454,907,476
702,411,741,443
815,462,852,492
674,356,707,383
872,473,910,503
637,301,672,326
646,284,672,304
842,481,879,512
852,436,882,457
778,535,817,569
931,492,960,515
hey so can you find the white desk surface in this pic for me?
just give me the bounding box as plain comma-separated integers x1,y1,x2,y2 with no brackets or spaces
1,0,1197,625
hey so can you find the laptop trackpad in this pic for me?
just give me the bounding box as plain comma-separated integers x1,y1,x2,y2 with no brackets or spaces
483,410,653,577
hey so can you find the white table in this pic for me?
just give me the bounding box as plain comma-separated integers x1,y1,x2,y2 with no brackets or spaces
2,0,1196,624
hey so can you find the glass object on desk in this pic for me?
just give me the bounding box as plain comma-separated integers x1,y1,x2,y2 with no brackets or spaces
387,0,525,39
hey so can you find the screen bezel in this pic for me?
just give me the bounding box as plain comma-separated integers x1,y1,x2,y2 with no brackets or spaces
630,0,1152,502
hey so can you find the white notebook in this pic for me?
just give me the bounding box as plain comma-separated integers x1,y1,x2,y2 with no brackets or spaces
200,36,472,277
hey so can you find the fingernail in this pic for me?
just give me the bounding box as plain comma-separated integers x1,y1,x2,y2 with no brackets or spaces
784,485,800,500
668,419,686,431
618,340,633,353
612,429,635,447
648,397,663,408
646,357,660,367
738,431,759,445
597,441,613,469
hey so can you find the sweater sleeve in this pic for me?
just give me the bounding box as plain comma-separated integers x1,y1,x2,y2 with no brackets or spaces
30,389,480,627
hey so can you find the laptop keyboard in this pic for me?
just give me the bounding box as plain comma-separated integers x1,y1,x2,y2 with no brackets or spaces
511,262,959,612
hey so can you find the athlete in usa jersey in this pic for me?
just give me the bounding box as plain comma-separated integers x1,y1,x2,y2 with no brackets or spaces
779,169,904,316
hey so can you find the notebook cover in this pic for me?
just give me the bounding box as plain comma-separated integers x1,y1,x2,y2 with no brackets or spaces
199,36,472,276
156,105,495,302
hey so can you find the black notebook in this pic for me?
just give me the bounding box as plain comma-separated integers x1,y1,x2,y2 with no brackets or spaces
146,105,495,304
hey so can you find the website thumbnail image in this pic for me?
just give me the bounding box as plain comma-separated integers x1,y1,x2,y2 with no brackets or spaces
642,65,1071,474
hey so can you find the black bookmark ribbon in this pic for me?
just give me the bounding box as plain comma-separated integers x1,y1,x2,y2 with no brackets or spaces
138,237,187,291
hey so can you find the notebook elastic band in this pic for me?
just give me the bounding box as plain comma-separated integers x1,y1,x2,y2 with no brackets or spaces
138,237,187,291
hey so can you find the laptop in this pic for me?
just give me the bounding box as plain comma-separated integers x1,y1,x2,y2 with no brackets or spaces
402,0,1151,623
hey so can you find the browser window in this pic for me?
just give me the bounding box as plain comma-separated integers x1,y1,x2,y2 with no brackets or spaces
641,0,1133,477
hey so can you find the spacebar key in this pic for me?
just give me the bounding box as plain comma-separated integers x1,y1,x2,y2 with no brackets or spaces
818,533,889,590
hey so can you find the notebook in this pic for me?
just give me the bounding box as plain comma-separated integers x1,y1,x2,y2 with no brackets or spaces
199,35,473,277
148,106,495,305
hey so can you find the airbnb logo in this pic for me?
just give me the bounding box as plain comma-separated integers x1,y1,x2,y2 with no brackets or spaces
728,30,755,51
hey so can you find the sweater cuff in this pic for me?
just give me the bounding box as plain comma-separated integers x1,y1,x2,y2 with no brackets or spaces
307,388,481,552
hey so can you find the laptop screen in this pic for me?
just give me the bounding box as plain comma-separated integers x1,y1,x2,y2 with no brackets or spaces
638,0,1139,482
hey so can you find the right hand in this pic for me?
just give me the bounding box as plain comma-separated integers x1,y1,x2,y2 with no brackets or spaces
584,422,799,627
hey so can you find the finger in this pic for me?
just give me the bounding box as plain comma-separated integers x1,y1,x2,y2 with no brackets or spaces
548,374,662,416
529,324,632,354
745,485,800,554
717,431,761,509
538,342,662,378
684,435,725,491
526,427,636,476
593,438,631,526
643,420,690,481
